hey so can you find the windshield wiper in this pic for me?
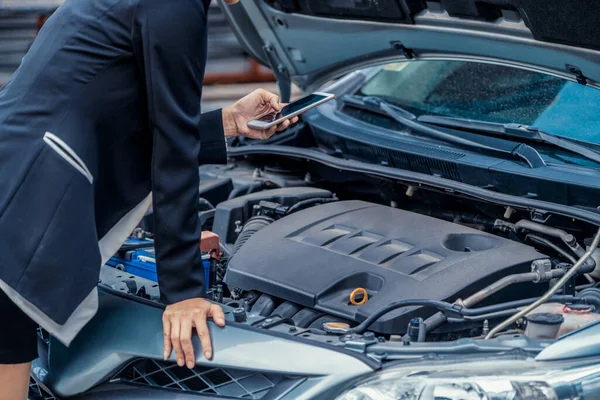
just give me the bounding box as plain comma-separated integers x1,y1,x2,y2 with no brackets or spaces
417,115,600,165
342,94,547,168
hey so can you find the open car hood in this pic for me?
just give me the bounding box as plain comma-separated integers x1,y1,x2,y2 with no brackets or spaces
217,0,600,101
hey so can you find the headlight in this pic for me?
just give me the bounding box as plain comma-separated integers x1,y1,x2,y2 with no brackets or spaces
335,358,600,400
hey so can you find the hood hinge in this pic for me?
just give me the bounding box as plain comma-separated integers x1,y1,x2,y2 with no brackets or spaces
263,43,292,103
566,64,588,85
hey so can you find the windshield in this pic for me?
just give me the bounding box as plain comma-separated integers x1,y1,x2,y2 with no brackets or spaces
359,61,600,145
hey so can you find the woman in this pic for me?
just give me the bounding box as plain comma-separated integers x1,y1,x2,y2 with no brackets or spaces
0,0,297,397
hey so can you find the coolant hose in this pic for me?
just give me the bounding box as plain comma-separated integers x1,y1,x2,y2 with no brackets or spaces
230,216,274,259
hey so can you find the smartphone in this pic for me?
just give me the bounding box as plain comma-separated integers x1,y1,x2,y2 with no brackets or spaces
247,92,335,130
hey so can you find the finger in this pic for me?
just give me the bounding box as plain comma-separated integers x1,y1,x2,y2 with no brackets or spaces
170,319,185,367
194,315,213,360
209,304,226,327
262,126,278,139
290,116,299,124
259,89,281,111
162,313,172,360
180,318,195,369
276,120,291,132
270,96,282,111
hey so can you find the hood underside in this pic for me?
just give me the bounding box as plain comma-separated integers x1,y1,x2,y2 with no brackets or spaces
217,0,600,98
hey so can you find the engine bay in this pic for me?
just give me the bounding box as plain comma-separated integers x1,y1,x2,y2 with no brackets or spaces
102,158,600,347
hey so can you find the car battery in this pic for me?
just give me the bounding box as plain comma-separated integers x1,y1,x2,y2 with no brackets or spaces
106,238,212,287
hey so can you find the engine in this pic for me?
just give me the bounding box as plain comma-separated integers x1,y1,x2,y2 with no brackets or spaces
109,170,600,342
225,199,546,334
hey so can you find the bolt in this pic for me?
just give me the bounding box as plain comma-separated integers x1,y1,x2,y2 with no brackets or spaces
482,320,490,336
234,221,243,233
363,332,375,340
289,327,297,333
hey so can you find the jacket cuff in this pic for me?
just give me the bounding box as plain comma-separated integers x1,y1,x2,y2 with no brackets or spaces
198,109,227,165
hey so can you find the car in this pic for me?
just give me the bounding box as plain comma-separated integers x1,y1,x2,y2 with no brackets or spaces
29,0,600,399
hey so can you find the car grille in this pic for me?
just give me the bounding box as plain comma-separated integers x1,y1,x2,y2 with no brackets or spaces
115,359,287,399
28,378,56,400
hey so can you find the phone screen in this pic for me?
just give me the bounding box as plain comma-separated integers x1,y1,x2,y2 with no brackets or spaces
257,93,329,123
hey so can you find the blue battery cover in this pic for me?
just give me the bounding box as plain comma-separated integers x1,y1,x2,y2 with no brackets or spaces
106,238,211,287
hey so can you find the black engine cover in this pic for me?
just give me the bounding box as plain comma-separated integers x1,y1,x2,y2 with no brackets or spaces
225,201,546,333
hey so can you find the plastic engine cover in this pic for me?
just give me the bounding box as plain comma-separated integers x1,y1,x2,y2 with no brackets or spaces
225,201,546,334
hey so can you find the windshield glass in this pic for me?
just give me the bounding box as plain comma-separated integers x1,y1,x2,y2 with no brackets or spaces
360,61,600,145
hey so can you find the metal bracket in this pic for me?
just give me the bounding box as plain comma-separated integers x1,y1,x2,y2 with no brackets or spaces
263,44,292,103
566,64,588,86
391,41,415,59
530,209,551,223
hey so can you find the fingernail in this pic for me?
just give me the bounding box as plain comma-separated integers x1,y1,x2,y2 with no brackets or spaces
163,352,168,360
204,351,211,359
217,318,225,325
177,358,184,366
187,361,195,369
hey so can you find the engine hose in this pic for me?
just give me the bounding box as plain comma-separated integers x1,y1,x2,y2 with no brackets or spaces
351,299,461,334
577,288,600,304
230,216,274,259
286,197,338,215
351,295,588,335
525,234,577,264
485,227,600,339
461,272,541,308
422,268,563,336
396,292,600,337
227,182,265,200
515,220,595,272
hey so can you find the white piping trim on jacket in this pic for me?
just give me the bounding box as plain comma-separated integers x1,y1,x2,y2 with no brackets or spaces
0,280,98,347
0,193,152,346
98,192,152,265
43,132,94,184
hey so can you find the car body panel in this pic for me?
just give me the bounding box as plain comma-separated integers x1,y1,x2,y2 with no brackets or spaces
44,276,375,398
536,320,600,361
217,1,600,94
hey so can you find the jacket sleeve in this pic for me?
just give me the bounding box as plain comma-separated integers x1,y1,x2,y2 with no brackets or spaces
133,0,225,304
198,108,228,165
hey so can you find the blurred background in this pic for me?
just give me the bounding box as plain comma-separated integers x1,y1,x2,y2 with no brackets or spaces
0,0,300,111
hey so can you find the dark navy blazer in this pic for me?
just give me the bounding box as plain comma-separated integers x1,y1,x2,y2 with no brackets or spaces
0,0,226,344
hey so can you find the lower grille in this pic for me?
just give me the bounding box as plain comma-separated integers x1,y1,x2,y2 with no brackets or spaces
28,378,56,400
115,359,286,399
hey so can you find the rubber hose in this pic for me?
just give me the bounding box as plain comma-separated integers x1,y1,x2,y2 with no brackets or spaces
230,216,274,259
577,288,600,303
516,220,595,271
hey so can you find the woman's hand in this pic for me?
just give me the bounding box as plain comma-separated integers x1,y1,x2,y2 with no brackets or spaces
163,298,225,368
222,89,299,140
